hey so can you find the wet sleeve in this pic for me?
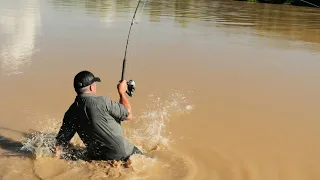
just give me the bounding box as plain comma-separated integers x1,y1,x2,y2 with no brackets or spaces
105,96,129,123
55,107,77,147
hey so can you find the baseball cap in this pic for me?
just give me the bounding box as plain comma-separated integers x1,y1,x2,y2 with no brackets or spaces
73,70,101,89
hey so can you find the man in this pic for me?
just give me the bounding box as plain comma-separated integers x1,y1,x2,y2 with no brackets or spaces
53,70,142,162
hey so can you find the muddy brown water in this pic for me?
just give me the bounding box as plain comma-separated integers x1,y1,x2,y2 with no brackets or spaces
0,0,319,179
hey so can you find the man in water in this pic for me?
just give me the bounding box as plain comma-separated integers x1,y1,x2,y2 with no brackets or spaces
52,70,142,162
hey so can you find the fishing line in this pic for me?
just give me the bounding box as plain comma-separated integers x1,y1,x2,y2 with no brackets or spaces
135,0,148,23
120,0,147,97
131,0,148,71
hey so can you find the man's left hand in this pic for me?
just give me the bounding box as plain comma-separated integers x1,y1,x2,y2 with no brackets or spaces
52,145,63,158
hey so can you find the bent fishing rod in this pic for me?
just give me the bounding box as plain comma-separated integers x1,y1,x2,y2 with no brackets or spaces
120,0,143,97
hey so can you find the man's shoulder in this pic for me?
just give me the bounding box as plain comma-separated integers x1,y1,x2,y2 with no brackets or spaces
92,95,109,102
89,95,114,106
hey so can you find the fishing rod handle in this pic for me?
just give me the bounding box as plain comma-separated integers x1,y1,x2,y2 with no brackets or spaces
121,57,126,81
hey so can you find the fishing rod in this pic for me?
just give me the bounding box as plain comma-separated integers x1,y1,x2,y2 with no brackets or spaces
121,0,143,97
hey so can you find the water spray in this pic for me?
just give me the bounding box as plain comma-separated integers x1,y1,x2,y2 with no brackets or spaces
121,0,146,97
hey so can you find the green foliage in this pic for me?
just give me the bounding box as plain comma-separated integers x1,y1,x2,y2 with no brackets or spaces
242,0,319,6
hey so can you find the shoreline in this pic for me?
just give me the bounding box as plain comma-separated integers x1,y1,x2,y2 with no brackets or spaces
235,0,319,8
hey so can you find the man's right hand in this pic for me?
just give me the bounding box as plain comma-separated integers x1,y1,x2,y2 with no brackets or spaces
117,80,132,120
117,80,128,95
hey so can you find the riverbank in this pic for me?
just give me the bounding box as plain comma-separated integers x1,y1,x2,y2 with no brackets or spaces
235,0,319,7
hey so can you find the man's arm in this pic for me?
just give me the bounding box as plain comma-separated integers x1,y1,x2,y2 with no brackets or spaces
119,91,132,120
53,107,77,156
105,80,132,123
106,97,130,123
55,116,76,147
117,80,132,120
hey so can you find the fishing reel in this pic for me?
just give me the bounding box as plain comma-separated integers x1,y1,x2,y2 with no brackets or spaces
126,80,135,97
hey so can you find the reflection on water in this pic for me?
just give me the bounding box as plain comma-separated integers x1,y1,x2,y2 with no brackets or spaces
0,0,40,76
49,0,139,27
50,0,320,48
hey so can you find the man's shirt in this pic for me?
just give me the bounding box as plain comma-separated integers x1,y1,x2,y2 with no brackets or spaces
55,93,134,160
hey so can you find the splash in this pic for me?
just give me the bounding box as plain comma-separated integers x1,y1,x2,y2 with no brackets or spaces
20,118,64,157
20,91,194,155
125,90,194,152
19,90,194,179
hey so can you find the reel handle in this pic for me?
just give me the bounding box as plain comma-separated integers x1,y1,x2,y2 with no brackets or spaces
126,80,135,97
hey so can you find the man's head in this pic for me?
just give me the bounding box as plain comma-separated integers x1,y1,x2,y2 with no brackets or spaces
73,70,101,95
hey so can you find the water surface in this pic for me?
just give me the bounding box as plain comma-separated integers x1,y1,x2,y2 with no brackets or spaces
0,0,319,179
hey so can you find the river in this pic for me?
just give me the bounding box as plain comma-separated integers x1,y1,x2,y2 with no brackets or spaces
0,0,319,179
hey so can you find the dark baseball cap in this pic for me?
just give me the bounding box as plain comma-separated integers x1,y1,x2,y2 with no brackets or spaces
73,70,101,89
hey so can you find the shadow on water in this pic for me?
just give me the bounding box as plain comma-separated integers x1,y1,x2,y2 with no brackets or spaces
0,136,34,157
0,127,35,158
0,127,87,161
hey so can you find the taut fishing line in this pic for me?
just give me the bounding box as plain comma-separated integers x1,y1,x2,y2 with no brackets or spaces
120,0,148,97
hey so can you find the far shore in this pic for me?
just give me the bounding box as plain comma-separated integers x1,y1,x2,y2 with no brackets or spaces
234,0,319,8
